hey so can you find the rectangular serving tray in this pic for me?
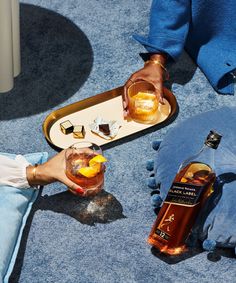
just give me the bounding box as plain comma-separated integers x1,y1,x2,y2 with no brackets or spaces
43,86,177,150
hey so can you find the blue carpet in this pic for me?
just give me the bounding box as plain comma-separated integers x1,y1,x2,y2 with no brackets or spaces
0,0,236,282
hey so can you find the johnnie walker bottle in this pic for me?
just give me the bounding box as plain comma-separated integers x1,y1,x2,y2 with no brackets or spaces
148,130,222,255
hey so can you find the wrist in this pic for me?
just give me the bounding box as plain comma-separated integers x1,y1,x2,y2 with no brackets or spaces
26,165,36,186
26,164,45,186
149,53,167,65
145,54,169,80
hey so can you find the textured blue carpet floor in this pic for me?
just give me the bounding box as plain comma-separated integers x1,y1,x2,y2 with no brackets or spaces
1,0,236,282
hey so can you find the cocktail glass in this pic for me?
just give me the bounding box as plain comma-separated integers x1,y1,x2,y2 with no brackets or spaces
65,141,106,197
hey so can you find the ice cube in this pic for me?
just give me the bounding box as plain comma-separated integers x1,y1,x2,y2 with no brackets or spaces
135,99,155,110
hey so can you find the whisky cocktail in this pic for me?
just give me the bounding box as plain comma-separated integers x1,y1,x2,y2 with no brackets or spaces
128,81,159,124
65,142,107,197
128,91,159,123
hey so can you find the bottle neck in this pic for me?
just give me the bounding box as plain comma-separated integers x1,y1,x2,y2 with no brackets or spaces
197,145,215,171
179,144,216,173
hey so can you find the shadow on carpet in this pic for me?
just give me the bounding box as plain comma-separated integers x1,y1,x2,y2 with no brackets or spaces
37,190,126,226
0,3,93,120
151,245,235,264
9,190,125,283
166,51,197,91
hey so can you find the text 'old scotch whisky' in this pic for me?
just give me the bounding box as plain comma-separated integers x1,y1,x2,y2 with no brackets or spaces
148,130,222,255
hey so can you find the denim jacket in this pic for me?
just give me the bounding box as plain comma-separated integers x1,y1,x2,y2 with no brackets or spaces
134,0,236,94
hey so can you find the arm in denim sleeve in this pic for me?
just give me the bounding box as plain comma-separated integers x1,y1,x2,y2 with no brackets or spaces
133,0,191,61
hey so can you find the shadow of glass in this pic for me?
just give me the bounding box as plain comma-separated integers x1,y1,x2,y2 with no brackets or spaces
9,189,125,283
0,4,93,120
37,190,126,226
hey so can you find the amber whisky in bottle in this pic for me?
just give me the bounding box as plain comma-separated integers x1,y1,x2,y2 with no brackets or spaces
148,130,222,255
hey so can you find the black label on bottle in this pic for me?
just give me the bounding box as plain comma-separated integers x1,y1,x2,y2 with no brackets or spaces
155,228,170,241
164,182,204,206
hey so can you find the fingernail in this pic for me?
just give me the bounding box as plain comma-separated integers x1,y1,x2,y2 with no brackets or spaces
75,187,85,194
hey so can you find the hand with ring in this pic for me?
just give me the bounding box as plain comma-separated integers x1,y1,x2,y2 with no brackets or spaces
123,53,167,118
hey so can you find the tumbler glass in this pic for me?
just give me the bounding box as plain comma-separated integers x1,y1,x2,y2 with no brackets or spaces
65,142,106,197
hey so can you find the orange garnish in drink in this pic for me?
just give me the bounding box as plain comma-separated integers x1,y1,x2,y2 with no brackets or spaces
89,154,107,166
78,166,100,178
78,154,107,178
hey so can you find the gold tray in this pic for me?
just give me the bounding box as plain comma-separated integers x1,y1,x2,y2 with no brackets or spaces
43,86,178,150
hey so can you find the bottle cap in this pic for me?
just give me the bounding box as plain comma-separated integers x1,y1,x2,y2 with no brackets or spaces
204,130,222,149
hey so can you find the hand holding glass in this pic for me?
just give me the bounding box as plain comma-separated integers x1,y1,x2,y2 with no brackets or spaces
127,81,160,124
65,142,107,197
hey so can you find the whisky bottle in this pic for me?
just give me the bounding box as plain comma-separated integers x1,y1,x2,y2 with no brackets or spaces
148,130,222,255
